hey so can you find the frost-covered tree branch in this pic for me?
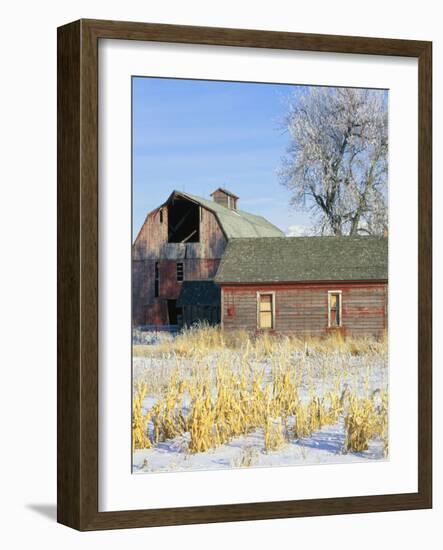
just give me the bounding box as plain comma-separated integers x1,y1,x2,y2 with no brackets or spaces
279,87,388,236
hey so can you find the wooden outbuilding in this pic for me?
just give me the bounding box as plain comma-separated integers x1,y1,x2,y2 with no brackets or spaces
214,236,388,337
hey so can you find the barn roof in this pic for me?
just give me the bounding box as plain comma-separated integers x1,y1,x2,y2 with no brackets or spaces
176,280,221,307
215,236,388,284
171,191,285,239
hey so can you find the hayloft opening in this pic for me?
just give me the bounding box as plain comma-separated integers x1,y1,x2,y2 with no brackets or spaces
167,199,200,243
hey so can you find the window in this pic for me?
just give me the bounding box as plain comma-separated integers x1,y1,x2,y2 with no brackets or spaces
176,262,184,282
154,262,159,298
328,291,342,327
159,209,163,223
258,293,274,329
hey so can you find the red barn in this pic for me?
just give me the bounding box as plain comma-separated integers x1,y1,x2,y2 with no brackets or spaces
214,237,388,337
132,188,284,326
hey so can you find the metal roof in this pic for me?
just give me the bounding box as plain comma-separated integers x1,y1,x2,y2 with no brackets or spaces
214,236,388,284
172,191,285,239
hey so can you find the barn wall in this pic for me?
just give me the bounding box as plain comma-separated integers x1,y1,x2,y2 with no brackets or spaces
221,282,387,337
200,207,227,258
133,204,226,261
132,258,222,325
132,199,226,326
133,207,168,260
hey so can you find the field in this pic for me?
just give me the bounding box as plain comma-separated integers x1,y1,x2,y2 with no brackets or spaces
132,325,388,473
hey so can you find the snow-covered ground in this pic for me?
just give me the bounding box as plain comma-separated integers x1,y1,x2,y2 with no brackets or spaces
133,422,386,474
132,335,388,474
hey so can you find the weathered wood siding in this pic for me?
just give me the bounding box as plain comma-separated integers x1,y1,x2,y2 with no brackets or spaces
132,202,226,325
200,207,227,258
133,204,226,260
211,189,237,210
221,282,387,337
133,259,222,325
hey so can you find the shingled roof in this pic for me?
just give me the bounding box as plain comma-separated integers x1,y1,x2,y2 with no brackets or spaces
173,191,285,239
215,236,388,284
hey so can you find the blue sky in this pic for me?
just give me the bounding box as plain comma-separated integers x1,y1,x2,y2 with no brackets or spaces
132,77,311,239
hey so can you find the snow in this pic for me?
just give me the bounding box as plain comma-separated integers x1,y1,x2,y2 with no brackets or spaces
133,421,386,474
132,338,388,474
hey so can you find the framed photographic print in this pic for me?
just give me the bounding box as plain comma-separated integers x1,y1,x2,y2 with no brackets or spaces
57,19,432,530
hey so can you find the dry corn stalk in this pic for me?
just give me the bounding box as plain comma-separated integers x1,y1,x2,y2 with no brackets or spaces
133,326,388,457
132,382,152,450
344,389,388,453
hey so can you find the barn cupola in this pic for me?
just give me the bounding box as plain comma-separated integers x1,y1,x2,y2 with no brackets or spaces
210,188,239,210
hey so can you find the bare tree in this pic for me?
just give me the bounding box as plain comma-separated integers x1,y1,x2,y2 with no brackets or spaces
279,87,388,236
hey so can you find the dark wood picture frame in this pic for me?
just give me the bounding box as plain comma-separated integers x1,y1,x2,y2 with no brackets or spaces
57,19,432,531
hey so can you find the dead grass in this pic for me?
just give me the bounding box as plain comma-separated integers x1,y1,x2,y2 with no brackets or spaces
133,324,387,360
132,325,388,457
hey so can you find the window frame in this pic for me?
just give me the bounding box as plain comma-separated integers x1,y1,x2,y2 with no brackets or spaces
256,291,275,330
176,262,184,282
328,290,342,328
